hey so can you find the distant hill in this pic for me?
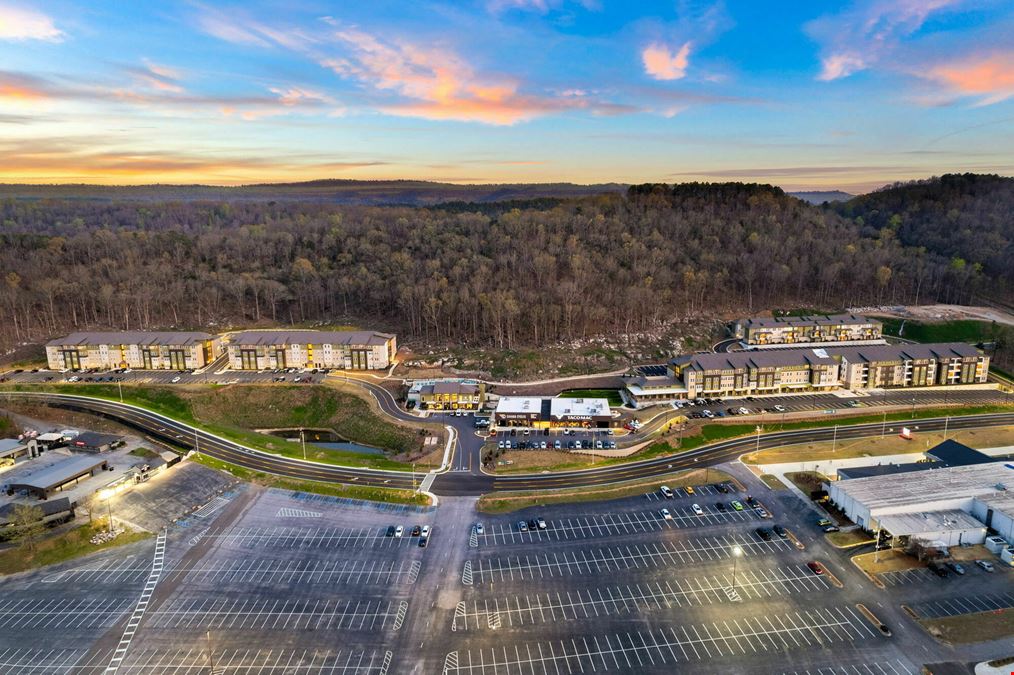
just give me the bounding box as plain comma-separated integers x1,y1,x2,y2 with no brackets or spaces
789,190,854,204
0,179,626,206
831,173,1014,288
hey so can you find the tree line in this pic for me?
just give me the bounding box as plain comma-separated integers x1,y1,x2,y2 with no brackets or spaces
0,177,1009,353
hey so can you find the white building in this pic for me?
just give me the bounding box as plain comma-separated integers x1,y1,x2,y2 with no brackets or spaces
227,330,396,371
825,461,1014,547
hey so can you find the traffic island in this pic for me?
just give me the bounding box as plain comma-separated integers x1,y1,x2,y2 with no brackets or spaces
857,604,892,637
915,608,1014,645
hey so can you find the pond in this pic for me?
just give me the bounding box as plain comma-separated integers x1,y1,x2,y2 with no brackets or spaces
262,428,386,457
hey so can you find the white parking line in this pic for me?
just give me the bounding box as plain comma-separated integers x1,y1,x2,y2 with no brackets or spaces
444,606,875,674
913,591,1014,618
148,596,402,631
453,564,831,630
470,532,792,583
877,568,937,586
0,648,393,673
781,658,918,674
477,506,756,546
0,597,133,630
167,558,421,586
192,526,420,549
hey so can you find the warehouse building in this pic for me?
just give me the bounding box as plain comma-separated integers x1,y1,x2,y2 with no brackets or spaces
732,314,882,347
70,432,124,453
412,381,486,411
493,396,615,429
0,438,35,465
835,342,988,389
6,455,109,500
824,459,1014,548
46,331,221,371
227,330,396,371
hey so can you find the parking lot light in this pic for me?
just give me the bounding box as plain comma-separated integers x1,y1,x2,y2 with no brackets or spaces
731,545,743,593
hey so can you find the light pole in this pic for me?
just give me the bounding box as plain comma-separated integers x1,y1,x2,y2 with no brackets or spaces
731,545,743,593
910,397,916,418
101,491,115,533
754,425,762,454
881,411,887,439
194,428,201,458
117,380,123,403
206,630,216,673
943,416,949,440
300,428,307,461
831,424,838,454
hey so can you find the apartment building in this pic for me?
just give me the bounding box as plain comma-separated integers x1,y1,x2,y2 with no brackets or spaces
733,314,882,346
46,332,221,371
835,343,989,389
227,330,396,371
416,381,486,411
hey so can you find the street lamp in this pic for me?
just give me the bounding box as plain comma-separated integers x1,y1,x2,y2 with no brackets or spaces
831,424,838,453
731,545,743,593
754,425,762,454
100,490,115,534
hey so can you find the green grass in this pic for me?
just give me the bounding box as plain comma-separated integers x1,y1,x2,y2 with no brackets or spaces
191,455,432,506
878,317,1007,344
0,521,152,576
558,388,624,406
0,413,15,438
0,383,419,471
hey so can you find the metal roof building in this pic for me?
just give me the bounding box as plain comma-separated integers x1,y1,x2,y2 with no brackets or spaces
47,331,214,347
6,455,109,499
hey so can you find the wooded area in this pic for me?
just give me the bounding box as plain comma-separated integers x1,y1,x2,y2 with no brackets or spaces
1,174,1011,353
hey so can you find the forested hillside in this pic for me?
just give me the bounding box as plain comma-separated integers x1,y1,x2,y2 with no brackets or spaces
0,178,1010,352
831,174,1014,291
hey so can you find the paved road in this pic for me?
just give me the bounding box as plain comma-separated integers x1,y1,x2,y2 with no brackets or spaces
5,391,1012,497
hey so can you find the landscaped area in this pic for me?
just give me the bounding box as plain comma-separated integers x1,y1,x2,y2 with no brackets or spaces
877,317,1006,344
1,383,438,470
742,425,1014,465
558,388,624,406
919,608,1014,645
0,519,152,576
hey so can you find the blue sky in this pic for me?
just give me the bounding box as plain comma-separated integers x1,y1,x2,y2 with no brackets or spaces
1,0,1012,191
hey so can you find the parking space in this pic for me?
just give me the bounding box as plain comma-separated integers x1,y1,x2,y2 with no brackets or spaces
0,648,393,674
780,660,918,675
910,592,1014,618
191,525,427,549
147,596,407,631
877,567,938,586
443,605,876,674
167,557,422,586
475,506,758,547
453,563,831,630
643,482,737,501
470,531,794,583
0,597,133,630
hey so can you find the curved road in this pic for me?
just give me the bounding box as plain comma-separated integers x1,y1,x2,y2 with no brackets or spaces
5,391,1012,496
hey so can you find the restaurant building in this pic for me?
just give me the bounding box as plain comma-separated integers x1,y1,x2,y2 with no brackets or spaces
493,397,615,429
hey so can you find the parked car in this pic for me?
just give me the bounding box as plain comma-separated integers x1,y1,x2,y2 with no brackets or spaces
411,526,421,537
418,537,428,548
946,562,966,575
660,508,672,520
394,526,404,538
528,519,538,530
755,527,773,541
773,525,787,537
773,405,786,413
518,521,528,532
421,525,431,538
715,502,726,511
685,486,695,495
756,508,770,518
691,503,704,516
807,561,824,575
975,559,994,572
716,484,729,494
660,486,674,499
928,562,949,577
816,518,832,527
731,501,744,511
822,525,840,533
386,526,396,537
537,518,547,530
474,523,484,535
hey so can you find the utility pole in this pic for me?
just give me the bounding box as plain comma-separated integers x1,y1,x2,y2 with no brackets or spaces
943,416,949,440
881,411,887,439
194,428,201,458
754,425,761,454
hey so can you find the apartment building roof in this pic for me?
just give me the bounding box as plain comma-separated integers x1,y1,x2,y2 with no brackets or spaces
230,330,394,347
741,313,879,329
673,348,837,373
47,331,213,347
829,342,982,364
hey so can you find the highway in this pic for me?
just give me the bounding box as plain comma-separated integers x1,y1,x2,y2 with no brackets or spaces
5,391,1012,497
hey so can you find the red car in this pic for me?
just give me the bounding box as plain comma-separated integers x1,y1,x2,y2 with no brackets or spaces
807,561,824,575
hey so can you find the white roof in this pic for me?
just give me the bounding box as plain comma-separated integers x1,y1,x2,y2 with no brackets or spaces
550,398,610,419
878,509,985,536
37,433,66,442
495,397,543,414
830,462,1014,514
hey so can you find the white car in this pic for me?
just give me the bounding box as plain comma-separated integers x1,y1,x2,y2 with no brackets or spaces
475,523,484,535
773,405,787,413
660,486,674,499
170,376,181,383
738,407,750,415
691,503,704,516
660,508,673,520
68,376,80,382
394,525,404,538
421,525,431,538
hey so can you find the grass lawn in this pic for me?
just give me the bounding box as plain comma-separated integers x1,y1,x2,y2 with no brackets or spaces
743,425,1014,465
919,608,1014,645
759,474,788,490
477,468,734,514
826,530,874,548
558,388,624,406
191,455,432,506
0,521,152,576
878,317,1004,343
1,383,422,471
852,548,922,575
784,471,828,495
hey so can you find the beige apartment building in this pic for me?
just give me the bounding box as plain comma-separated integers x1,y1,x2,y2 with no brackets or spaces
733,314,882,346
227,330,397,371
46,332,221,370
835,343,989,389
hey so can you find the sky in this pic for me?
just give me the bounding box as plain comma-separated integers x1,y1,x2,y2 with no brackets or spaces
1,0,1013,192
